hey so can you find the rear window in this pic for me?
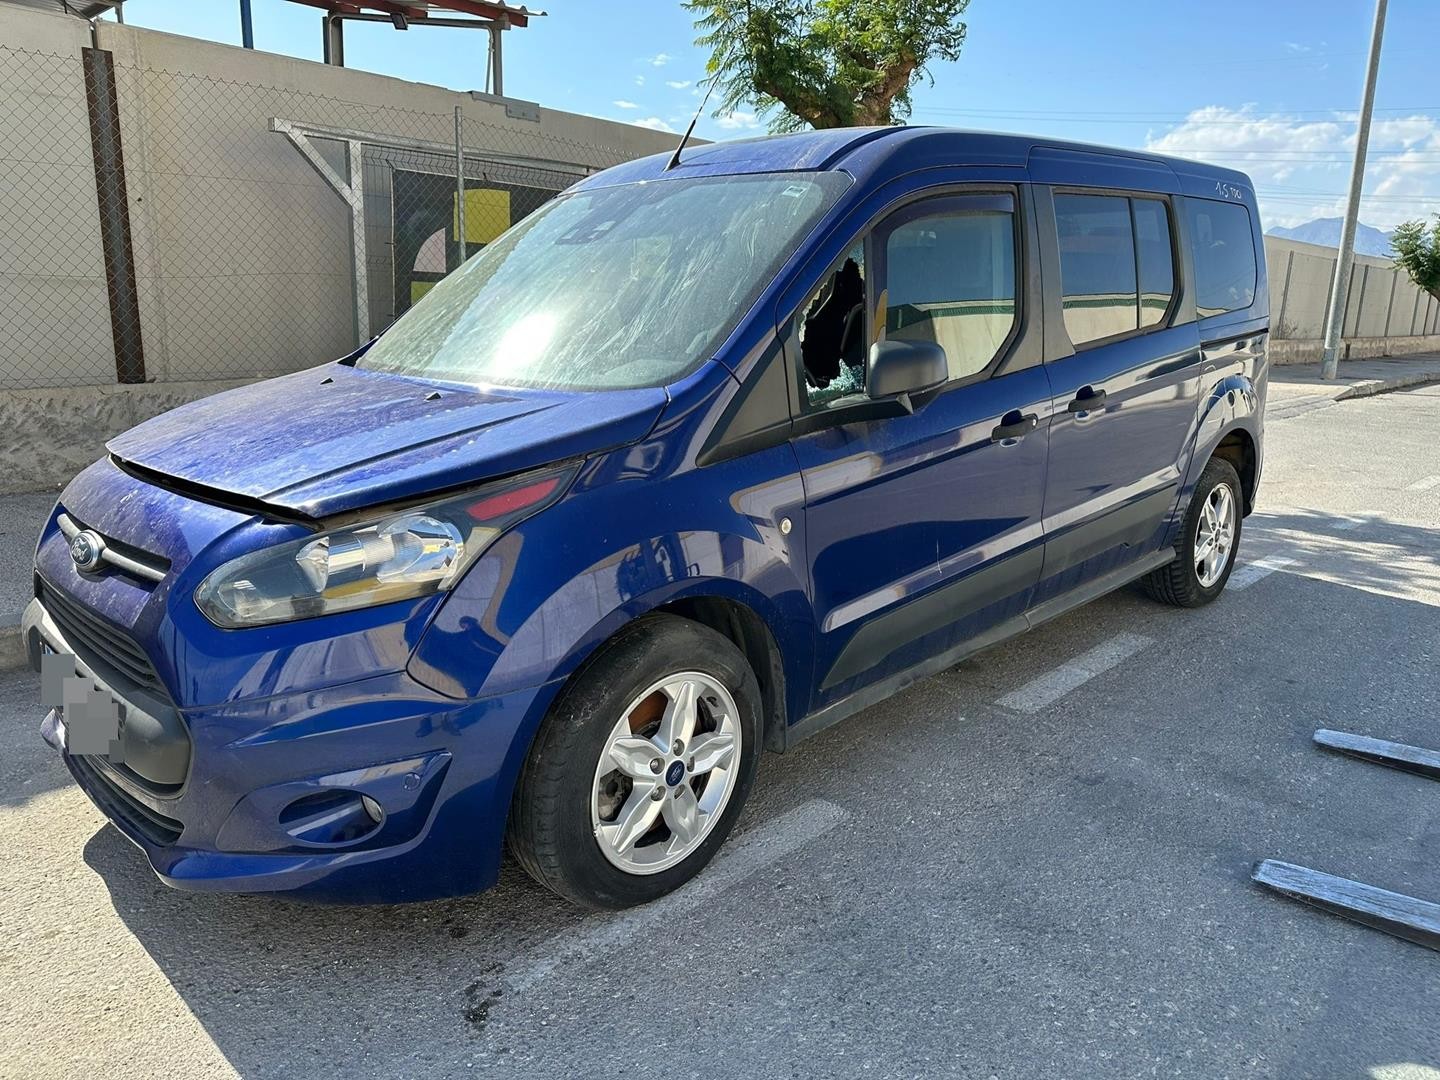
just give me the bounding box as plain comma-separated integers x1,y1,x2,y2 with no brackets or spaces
1183,199,1257,317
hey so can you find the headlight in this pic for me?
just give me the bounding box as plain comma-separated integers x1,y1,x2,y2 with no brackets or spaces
195,464,576,628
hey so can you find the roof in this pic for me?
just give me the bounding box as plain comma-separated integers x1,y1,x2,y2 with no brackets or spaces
576,126,1255,203
284,1,540,27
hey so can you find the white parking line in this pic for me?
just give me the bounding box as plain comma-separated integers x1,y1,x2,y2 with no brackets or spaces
502,799,848,995
996,632,1152,714
1227,556,1299,591
1404,474,1440,492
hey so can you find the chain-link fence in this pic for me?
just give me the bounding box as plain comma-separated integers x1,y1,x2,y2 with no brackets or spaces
1,45,119,388
1,39,642,391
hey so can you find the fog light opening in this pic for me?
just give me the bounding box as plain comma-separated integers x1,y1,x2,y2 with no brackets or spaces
278,789,384,846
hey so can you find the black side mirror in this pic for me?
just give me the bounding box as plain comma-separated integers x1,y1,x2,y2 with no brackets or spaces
866,339,948,403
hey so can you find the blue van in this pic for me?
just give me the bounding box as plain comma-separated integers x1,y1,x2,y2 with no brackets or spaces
27,128,1266,908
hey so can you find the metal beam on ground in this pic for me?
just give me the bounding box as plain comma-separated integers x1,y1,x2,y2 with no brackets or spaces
1254,860,1440,952
1313,728,1440,781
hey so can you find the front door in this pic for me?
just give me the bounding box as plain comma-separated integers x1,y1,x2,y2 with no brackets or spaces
1037,190,1202,602
789,190,1051,706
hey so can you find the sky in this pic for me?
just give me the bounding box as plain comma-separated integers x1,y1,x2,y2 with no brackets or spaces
104,0,1440,231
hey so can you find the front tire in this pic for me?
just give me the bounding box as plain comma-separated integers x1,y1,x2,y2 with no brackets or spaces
1143,456,1243,607
507,615,762,910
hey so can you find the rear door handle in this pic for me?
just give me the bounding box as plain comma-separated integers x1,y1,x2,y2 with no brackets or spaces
1067,386,1107,413
991,411,1038,443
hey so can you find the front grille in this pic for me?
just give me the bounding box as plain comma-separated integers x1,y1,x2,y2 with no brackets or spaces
37,579,167,697
70,753,183,846
56,510,170,584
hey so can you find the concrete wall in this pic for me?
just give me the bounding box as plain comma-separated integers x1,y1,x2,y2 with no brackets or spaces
1264,235,1440,363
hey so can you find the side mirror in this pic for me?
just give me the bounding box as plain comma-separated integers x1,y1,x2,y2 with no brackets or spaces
866,339,948,403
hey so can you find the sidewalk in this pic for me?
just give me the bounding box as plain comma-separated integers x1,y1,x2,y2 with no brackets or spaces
1,354,1437,672
1267,354,1440,420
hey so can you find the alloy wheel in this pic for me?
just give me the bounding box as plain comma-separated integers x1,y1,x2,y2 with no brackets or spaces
590,672,741,875
1194,482,1236,588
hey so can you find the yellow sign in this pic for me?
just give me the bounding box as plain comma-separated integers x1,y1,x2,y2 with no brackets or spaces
454,188,512,246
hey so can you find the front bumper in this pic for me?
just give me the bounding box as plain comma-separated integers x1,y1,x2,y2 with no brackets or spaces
28,595,562,903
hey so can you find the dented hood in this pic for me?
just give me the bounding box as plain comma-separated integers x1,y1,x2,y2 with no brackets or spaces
107,364,666,519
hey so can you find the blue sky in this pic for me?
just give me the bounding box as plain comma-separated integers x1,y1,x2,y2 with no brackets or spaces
107,0,1439,229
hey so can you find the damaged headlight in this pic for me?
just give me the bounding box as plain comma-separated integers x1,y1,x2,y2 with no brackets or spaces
195,464,576,628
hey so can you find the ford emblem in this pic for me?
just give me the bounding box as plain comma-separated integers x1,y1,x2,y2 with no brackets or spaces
69,529,106,572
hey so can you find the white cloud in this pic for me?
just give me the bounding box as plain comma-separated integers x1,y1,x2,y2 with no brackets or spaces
630,116,676,133
634,75,645,87
1144,105,1346,184
1143,105,1440,230
612,99,639,110
665,79,691,90
648,53,672,67
716,111,761,131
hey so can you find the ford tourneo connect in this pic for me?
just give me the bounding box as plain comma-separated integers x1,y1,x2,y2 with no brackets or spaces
28,128,1266,909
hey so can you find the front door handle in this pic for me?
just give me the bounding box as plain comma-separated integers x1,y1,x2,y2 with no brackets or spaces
991,410,1038,443
1067,386,1107,413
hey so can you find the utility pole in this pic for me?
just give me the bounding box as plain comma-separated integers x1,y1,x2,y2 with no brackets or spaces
1320,0,1387,380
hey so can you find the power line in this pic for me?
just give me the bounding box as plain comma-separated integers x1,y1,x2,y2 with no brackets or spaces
917,107,1439,124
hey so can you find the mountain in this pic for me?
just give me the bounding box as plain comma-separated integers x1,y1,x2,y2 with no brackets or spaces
1266,217,1395,257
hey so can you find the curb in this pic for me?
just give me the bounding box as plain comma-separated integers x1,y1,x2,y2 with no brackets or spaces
0,622,26,673
1335,371,1440,402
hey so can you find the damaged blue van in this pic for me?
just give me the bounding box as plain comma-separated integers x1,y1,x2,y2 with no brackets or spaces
27,128,1266,908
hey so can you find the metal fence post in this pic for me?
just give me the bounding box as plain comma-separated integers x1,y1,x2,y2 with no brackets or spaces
82,46,146,383
346,139,367,344
1276,250,1294,338
455,105,467,265
1382,270,1397,338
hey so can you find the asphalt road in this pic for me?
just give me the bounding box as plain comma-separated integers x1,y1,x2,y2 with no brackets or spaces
3,386,1439,1079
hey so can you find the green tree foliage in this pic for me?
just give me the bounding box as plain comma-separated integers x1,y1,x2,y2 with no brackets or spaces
1392,216,1440,300
686,0,972,132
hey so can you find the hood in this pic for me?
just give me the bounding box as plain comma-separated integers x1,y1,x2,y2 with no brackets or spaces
107,364,667,519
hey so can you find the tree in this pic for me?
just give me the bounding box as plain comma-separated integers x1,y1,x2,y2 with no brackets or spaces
1392,216,1440,301
686,0,972,133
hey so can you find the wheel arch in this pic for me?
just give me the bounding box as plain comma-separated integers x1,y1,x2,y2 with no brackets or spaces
1212,426,1258,514
651,594,790,753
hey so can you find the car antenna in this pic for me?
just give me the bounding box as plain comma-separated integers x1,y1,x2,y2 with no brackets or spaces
664,53,728,172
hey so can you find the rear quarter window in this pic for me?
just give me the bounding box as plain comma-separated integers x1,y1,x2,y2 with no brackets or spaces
1183,199,1257,317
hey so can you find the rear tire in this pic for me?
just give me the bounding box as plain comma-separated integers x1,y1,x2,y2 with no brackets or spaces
507,615,762,910
1143,456,1243,608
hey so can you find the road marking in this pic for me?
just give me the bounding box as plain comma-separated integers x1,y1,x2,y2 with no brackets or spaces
1227,556,1299,591
1332,517,1364,532
1405,474,1440,492
996,632,1152,714
502,799,848,995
